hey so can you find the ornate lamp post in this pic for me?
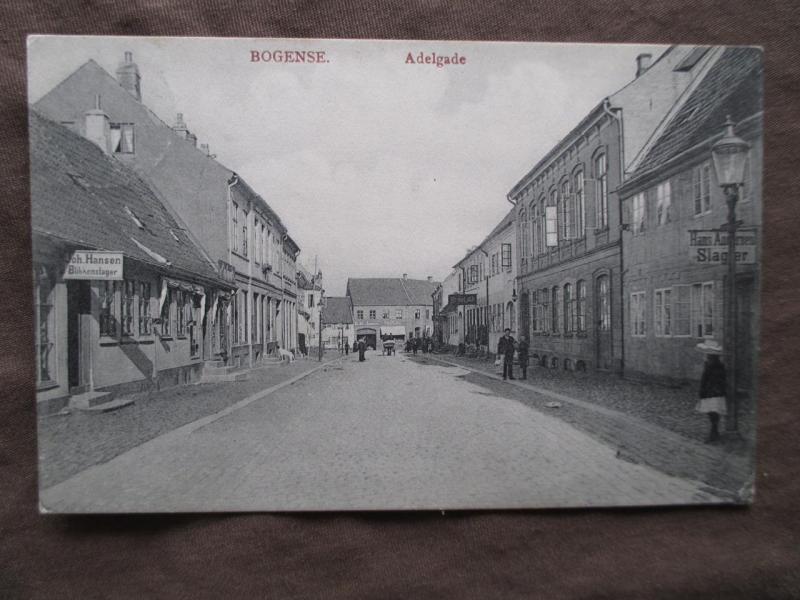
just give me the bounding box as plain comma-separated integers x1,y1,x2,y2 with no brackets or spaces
318,295,326,362
710,116,750,433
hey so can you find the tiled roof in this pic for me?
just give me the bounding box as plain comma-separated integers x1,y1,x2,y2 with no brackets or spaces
347,278,439,306
29,111,223,284
321,297,353,324
631,47,763,182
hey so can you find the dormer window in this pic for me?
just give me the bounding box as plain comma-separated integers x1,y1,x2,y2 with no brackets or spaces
110,123,135,154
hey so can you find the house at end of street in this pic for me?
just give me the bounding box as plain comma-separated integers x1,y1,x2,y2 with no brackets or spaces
320,297,355,350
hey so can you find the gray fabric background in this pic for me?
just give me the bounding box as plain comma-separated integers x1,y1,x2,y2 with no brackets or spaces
1,1,799,597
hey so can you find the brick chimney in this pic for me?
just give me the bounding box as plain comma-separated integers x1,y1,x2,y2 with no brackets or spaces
84,94,110,153
116,51,141,101
172,113,198,147
200,143,210,156
635,53,653,78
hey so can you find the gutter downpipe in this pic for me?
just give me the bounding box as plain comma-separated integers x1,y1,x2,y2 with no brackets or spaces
227,174,239,363
603,99,625,376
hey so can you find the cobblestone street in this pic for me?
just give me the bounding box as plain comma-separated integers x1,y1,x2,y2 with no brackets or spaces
41,351,725,512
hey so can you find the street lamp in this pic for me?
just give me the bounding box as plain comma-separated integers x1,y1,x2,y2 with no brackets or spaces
710,116,750,434
318,295,326,362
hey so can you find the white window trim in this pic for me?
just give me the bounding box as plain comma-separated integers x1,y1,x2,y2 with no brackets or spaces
630,291,646,338
653,287,672,338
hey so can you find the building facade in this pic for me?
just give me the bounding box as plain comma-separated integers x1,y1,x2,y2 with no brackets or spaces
434,270,463,348
34,52,301,367
346,275,438,349
31,111,229,412
510,46,713,373
619,47,762,388
296,266,324,356
320,297,355,350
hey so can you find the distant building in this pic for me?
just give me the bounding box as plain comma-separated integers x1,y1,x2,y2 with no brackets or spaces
510,46,713,373
320,297,355,350
619,47,762,387
296,266,324,356
346,275,439,349
453,208,517,353
34,52,301,368
30,111,228,412
435,269,463,347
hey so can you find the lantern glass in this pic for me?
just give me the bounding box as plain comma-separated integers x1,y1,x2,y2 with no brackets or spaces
711,120,750,187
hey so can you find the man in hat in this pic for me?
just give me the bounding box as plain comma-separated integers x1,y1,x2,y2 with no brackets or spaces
497,328,516,380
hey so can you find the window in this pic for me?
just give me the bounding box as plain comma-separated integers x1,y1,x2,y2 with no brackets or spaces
241,208,249,257
415,309,421,319
656,181,672,226
35,273,55,385
541,288,551,332
369,310,376,319
576,280,587,333
110,123,135,153
175,290,186,337
632,192,646,234
357,310,364,320
100,281,116,337
560,179,574,240
595,154,608,229
425,309,430,320
382,309,390,319
241,291,248,342
536,200,546,254
564,283,574,333
395,309,403,319
121,279,136,336
231,202,239,253
308,294,315,308
519,208,529,259
491,253,498,275
252,293,258,343
691,282,714,338
254,218,261,263
552,286,561,333
693,163,712,215
573,170,585,238
545,205,558,247
261,223,267,264
138,281,152,335
190,296,200,357
501,243,512,269
654,288,672,336
630,291,646,337
597,275,611,331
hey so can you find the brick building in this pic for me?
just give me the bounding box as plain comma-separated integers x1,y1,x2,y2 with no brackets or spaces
346,275,438,349
34,52,301,367
619,47,762,388
510,46,712,373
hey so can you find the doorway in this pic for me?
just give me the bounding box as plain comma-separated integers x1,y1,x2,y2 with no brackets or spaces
67,280,91,393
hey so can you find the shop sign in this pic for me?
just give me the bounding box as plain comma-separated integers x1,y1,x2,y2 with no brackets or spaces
448,293,478,306
64,251,123,280
218,259,237,284
688,228,757,265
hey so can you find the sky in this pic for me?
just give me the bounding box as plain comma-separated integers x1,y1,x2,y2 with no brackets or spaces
28,36,667,296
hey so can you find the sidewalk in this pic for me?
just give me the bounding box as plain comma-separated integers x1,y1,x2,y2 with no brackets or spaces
416,353,755,498
38,352,345,489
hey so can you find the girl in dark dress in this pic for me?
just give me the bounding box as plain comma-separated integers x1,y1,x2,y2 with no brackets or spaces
695,340,727,443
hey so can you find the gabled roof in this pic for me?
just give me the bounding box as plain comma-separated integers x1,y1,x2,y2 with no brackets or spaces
347,278,439,306
321,297,353,325
628,47,763,185
29,110,223,285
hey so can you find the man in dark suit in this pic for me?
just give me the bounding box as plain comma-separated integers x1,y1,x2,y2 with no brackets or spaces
358,338,366,362
497,328,516,380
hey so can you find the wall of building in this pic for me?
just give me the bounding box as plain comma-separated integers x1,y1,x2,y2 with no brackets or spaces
352,304,434,342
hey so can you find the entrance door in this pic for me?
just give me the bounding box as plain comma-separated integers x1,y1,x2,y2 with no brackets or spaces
67,281,91,392
735,276,756,396
595,274,612,370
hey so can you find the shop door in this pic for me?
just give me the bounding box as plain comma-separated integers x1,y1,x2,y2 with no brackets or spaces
595,275,612,370
67,281,91,393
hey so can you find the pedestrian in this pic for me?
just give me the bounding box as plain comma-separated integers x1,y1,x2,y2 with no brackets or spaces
358,337,366,362
498,328,516,380
412,337,418,355
517,334,529,380
405,338,412,353
344,340,350,356
695,339,727,443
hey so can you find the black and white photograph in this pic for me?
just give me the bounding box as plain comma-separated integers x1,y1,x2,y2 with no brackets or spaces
28,36,762,512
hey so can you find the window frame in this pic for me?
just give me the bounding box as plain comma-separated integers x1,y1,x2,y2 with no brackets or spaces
630,291,646,337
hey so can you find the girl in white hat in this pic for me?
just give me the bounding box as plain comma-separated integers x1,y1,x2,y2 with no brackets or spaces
696,339,727,443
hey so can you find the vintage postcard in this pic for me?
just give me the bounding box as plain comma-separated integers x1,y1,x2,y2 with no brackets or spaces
28,36,762,512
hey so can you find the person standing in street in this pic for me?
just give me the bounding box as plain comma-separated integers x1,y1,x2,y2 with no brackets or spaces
695,339,727,443
517,334,529,380
344,340,349,356
412,337,418,355
498,328,516,380
358,337,366,362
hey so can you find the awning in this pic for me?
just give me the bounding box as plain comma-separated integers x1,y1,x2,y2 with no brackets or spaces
380,326,406,337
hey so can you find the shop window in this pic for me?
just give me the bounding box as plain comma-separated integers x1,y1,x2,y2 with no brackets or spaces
161,287,171,337
139,281,152,335
121,279,136,337
100,280,117,337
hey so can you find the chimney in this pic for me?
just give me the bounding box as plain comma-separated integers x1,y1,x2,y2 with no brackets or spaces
200,143,210,156
173,113,187,138
84,94,110,153
116,51,141,101
402,273,408,280
635,53,653,78
427,276,432,282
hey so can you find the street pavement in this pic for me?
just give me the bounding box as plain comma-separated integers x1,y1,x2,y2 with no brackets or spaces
41,351,723,512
